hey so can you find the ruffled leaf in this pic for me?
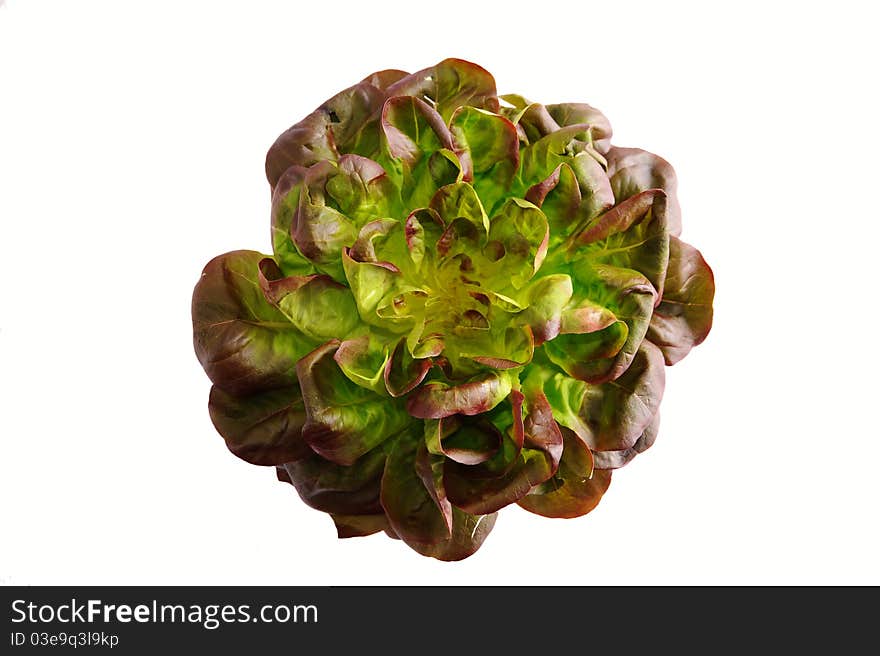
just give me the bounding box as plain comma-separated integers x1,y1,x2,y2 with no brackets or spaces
592,412,660,470
381,431,453,546
510,101,562,144
265,112,337,191
342,247,404,330
576,341,665,452
571,188,670,298
518,124,595,190
192,250,317,396
520,274,573,344
348,218,402,266
333,334,391,394
381,290,429,332
379,95,462,209
270,165,316,276
487,198,549,289
330,513,392,539
450,106,519,211
406,508,497,561
526,164,582,245
546,103,613,154
545,264,655,384
606,146,682,235
208,385,309,466
534,364,591,440
324,154,399,223
518,427,611,518
384,337,433,397
386,58,499,122
460,323,535,369
647,237,715,365
406,371,514,419
559,296,618,335
381,95,455,163
444,391,563,514
569,152,615,220
429,181,490,235
319,82,387,157
292,161,359,281
283,444,387,515
404,207,444,269
297,341,412,465
425,415,502,465
258,258,360,342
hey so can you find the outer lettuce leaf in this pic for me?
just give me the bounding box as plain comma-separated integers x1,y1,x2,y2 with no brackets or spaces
592,412,660,470
529,341,663,454
319,82,387,156
571,189,669,298
518,427,611,518
386,58,499,122
605,146,682,235
406,508,497,561
283,443,387,515
330,513,393,539
380,431,453,547
208,385,309,466
647,236,715,365
265,75,402,189
192,250,317,396
265,112,337,191
359,69,409,91
546,103,613,154
576,341,665,452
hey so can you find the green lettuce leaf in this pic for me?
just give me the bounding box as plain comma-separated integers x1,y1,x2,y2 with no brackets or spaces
297,341,412,465
192,250,317,395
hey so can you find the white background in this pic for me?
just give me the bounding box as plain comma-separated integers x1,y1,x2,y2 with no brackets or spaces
2,0,878,585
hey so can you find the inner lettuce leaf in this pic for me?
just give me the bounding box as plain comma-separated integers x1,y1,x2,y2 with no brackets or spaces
193,58,714,561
